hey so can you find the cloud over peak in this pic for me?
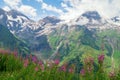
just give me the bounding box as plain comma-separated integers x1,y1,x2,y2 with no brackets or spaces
2,0,120,21
60,0,120,21
3,0,37,19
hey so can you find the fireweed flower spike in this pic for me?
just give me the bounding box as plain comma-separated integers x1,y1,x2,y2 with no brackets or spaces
69,68,74,73
80,69,85,76
13,51,18,57
24,59,29,67
61,64,67,72
54,59,60,65
35,66,39,72
32,56,38,63
98,54,105,64
38,61,43,66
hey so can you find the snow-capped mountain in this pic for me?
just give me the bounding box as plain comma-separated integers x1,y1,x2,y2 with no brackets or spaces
38,16,61,26
6,10,41,34
82,11,101,20
63,11,120,31
1,9,120,36
65,11,105,26
0,9,58,52
0,9,62,35
0,8,120,59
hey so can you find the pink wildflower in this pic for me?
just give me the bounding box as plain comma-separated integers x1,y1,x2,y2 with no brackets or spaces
98,54,105,63
13,51,18,57
80,69,85,76
54,59,60,65
24,59,29,67
35,66,39,72
61,65,67,72
32,56,38,63
69,68,74,73
38,61,43,66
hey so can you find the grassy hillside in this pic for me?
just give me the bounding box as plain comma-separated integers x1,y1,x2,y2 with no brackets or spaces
97,29,120,69
0,24,30,54
47,25,120,70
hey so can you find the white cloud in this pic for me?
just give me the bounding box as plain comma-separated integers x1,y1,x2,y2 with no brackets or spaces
61,2,67,8
3,0,21,9
3,0,37,20
3,0,120,21
19,5,37,18
41,3,63,14
3,6,10,11
37,0,63,14
60,0,120,21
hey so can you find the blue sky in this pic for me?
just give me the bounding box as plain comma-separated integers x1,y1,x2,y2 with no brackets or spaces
0,0,120,21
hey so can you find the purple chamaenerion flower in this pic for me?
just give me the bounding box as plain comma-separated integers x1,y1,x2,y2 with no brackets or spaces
80,69,85,76
69,68,74,73
24,59,29,67
38,61,43,66
98,54,105,63
35,66,39,72
32,56,38,63
13,51,18,57
54,59,60,65
61,64,67,72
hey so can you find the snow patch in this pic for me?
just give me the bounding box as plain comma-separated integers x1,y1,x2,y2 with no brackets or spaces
0,15,3,19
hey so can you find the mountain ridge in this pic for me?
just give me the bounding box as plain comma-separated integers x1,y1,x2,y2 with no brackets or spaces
0,8,120,68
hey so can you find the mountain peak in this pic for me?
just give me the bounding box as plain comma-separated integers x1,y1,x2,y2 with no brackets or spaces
71,11,102,25
7,9,30,20
38,16,61,25
82,11,101,20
